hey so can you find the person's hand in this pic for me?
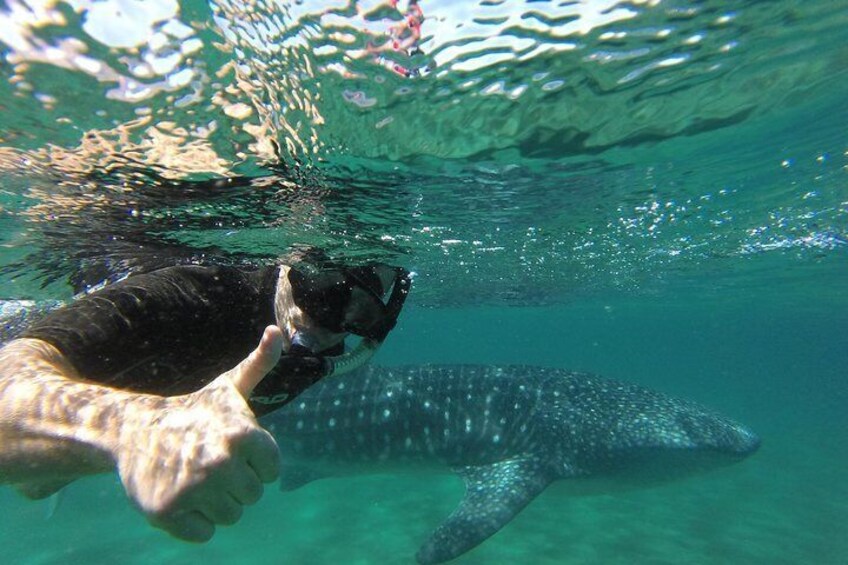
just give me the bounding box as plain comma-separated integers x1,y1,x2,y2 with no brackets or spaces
113,325,284,542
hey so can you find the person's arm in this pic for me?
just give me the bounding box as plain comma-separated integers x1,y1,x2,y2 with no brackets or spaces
0,325,283,542
19,265,279,394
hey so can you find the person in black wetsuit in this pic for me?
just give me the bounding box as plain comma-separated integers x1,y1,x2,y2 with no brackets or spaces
0,261,411,543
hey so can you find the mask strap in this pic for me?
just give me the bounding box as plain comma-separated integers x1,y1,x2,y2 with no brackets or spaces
366,267,411,342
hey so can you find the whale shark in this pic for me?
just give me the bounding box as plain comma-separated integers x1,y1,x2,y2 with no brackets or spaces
260,364,760,564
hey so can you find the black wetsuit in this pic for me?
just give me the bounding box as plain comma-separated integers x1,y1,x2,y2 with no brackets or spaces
21,265,327,415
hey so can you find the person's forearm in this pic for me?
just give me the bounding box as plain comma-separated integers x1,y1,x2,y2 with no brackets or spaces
0,338,156,484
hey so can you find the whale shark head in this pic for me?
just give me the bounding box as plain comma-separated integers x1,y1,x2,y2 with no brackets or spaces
542,377,761,484
600,412,759,485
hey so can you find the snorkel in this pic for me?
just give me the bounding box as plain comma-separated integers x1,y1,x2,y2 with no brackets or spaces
321,267,412,377
322,338,380,377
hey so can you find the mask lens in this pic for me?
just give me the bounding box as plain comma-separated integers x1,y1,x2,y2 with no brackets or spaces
289,332,314,356
289,267,351,333
341,285,388,338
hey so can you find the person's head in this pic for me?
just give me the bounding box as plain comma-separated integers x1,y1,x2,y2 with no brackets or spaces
274,263,409,355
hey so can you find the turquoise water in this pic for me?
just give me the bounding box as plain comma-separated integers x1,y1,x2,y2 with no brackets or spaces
1,0,847,563
0,301,845,563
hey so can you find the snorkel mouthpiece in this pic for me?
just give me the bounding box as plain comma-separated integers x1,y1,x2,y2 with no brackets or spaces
288,332,312,356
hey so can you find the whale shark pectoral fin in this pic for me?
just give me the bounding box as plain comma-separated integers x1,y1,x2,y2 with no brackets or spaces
278,464,326,492
415,457,554,565
12,479,73,520
14,479,73,500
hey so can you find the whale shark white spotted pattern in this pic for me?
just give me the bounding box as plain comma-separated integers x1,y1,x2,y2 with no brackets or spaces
261,364,760,563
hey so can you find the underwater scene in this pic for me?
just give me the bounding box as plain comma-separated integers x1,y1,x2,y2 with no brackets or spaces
0,0,846,563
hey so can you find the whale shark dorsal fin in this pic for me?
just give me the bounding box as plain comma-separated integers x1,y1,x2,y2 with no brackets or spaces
415,457,554,565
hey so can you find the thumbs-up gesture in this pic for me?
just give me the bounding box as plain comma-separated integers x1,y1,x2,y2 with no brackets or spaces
115,325,284,542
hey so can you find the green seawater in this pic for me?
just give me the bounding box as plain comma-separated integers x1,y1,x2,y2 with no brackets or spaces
1,0,846,563
1,301,846,564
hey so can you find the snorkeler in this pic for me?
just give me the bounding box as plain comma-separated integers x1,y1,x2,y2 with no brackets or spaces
0,261,410,543
372,0,433,78
356,0,433,78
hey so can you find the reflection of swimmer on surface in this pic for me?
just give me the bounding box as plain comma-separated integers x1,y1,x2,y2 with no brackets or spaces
356,0,433,79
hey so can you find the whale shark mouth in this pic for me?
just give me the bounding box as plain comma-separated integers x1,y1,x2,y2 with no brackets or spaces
730,425,762,455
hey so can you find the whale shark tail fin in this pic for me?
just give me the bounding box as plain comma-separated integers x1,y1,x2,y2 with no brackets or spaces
416,457,554,564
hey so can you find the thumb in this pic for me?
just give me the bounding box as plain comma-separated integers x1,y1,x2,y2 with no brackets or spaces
225,325,284,399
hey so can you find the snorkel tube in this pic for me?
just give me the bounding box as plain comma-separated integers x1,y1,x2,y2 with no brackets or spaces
323,337,380,377
323,267,412,378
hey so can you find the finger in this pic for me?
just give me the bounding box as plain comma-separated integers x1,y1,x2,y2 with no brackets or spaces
154,510,215,543
228,325,284,399
228,461,264,506
200,492,244,526
238,427,281,484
